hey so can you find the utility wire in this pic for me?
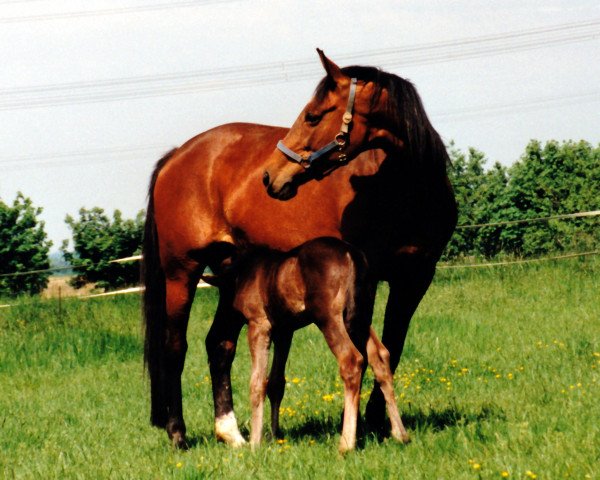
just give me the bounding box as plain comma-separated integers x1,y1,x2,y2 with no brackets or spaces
1,89,598,170
432,91,600,121
0,144,167,168
0,19,598,110
0,0,240,23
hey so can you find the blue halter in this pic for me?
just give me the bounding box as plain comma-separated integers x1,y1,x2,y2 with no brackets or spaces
277,78,358,168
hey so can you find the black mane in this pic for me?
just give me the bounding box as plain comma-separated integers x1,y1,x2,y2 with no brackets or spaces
315,65,449,175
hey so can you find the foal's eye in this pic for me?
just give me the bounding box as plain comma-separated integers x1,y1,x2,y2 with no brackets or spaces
304,112,322,125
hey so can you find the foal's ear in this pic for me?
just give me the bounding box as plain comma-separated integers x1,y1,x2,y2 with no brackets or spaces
316,48,344,84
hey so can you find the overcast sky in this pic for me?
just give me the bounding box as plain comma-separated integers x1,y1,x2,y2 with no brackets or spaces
1,0,599,250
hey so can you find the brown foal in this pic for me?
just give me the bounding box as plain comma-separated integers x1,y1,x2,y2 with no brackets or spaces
225,237,409,452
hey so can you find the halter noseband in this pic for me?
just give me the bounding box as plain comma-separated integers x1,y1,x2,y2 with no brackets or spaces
276,78,358,168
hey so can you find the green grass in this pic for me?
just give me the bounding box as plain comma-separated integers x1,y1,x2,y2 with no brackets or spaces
1,258,598,479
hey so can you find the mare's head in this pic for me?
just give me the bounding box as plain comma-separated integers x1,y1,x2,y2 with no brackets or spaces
263,49,447,200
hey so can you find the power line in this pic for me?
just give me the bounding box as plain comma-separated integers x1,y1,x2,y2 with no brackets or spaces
432,91,600,121
0,18,598,110
0,0,240,23
0,144,167,169
1,88,597,171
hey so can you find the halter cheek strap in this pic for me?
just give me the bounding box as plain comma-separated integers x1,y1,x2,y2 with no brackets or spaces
277,78,358,168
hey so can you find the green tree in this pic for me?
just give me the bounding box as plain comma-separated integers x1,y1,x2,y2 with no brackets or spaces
444,143,499,258
61,208,144,290
0,193,52,296
501,140,600,256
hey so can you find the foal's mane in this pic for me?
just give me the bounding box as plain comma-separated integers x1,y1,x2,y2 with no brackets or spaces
315,66,449,175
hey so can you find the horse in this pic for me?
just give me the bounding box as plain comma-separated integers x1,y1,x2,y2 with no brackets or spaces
218,237,410,452
143,49,457,448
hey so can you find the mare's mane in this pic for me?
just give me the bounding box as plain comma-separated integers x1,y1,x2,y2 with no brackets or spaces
315,66,449,175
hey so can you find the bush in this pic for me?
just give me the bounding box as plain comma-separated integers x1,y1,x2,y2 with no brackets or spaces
445,140,599,259
0,193,52,296
61,208,144,290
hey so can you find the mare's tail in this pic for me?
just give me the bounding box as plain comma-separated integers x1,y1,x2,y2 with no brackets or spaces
142,149,176,428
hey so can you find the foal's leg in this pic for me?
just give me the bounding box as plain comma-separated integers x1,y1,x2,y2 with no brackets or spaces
366,262,436,431
267,330,293,438
205,287,246,447
366,328,410,443
248,317,272,448
318,318,364,453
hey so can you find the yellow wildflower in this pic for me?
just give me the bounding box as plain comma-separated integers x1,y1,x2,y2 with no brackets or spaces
500,470,510,477
525,470,537,479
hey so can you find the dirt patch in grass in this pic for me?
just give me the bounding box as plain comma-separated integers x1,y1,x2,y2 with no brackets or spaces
42,276,96,298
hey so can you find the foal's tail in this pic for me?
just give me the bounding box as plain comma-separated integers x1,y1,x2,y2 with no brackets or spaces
142,149,176,428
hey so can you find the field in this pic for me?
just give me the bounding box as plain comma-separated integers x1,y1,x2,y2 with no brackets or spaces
1,258,598,479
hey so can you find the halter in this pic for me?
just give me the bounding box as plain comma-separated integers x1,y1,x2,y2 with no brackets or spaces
276,78,358,168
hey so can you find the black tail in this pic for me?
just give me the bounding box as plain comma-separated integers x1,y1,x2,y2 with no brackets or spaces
142,149,176,428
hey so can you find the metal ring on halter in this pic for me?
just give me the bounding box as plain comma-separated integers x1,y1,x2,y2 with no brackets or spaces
276,77,358,169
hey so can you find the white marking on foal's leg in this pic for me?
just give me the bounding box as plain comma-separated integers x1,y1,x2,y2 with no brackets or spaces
215,411,246,447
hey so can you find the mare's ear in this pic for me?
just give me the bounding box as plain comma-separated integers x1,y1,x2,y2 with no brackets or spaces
316,48,344,84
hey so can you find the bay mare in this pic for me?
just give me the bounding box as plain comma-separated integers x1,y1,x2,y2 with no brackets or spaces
143,51,457,447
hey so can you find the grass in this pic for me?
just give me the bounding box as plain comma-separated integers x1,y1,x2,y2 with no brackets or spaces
0,257,598,479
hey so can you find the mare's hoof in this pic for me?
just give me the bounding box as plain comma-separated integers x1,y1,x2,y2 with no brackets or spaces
215,412,247,447
216,433,247,448
171,432,189,450
364,414,389,438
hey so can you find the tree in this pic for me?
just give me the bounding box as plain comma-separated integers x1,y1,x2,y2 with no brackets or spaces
500,140,600,256
444,143,499,258
444,139,599,259
61,208,144,290
0,193,52,296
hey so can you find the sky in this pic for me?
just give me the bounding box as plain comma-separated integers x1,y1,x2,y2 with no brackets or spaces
1,0,599,250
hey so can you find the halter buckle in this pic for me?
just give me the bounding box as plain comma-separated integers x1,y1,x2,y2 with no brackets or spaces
335,132,346,147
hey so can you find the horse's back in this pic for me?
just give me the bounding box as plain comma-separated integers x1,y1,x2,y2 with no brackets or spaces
152,123,286,259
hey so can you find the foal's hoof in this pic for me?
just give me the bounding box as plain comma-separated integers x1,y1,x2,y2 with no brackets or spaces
392,430,411,445
338,442,356,455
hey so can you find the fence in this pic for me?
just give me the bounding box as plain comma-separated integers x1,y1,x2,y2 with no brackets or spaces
1,209,599,307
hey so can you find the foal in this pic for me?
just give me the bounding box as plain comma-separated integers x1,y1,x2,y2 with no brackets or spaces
226,237,409,452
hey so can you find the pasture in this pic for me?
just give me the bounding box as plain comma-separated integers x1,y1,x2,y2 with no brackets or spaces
1,258,598,479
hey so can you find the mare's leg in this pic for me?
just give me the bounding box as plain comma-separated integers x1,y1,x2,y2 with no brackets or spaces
366,260,436,430
267,331,293,438
163,271,201,448
366,328,410,443
248,317,272,448
318,318,364,453
205,286,246,447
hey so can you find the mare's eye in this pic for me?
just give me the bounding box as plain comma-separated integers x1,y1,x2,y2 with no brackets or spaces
304,112,322,125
